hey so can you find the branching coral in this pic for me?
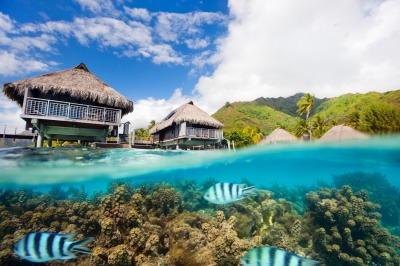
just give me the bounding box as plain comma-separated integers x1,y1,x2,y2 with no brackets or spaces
304,186,400,266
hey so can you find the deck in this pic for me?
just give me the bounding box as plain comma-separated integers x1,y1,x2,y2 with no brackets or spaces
19,97,123,145
22,97,121,126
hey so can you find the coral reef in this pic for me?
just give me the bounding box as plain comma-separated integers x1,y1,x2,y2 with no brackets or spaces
1,181,399,266
304,186,400,266
332,171,400,226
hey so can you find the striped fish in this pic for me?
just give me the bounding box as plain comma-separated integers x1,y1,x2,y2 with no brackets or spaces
203,182,257,204
13,232,94,263
241,246,321,266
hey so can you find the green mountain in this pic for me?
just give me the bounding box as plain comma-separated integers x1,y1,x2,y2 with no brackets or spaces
212,101,298,133
315,91,400,122
212,90,400,136
253,93,328,117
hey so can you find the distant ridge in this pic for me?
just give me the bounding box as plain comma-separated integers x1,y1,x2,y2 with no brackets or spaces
212,90,400,134
252,93,329,117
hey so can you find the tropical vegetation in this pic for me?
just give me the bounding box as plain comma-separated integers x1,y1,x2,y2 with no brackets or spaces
213,90,400,147
296,93,315,139
134,120,156,141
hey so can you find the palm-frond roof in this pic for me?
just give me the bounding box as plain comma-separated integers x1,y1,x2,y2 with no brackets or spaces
2,63,133,115
149,101,223,134
318,124,369,142
258,128,298,145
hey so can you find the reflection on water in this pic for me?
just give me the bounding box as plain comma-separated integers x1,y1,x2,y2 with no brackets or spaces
0,136,399,265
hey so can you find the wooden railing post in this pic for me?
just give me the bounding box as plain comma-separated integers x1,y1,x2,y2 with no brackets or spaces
46,100,50,116
67,103,70,118
22,87,29,115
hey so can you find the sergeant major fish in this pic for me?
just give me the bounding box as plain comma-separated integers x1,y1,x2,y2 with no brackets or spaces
13,232,94,263
204,182,257,204
241,246,321,266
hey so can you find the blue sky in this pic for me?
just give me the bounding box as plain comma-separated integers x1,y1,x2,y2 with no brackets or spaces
1,0,400,130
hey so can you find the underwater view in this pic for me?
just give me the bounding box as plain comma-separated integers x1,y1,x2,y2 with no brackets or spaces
0,136,400,266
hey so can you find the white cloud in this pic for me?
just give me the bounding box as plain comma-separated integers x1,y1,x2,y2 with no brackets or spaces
122,88,192,128
0,108,25,133
71,17,152,47
0,9,227,76
0,97,25,132
124,7,152,22
0,13,14,32
0,95,18,109
0,50,49,76
193,0,400,112
155,11,226,42
185,38,209,49
73,0,121,17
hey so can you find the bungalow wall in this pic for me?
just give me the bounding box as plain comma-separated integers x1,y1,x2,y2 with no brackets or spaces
154,122,221,142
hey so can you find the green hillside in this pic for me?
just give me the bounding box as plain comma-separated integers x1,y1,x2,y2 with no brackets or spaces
212,90,400,138
253,93,328,117
212,102,295,133
315,90,400,123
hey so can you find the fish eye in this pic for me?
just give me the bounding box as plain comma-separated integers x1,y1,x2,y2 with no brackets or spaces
245,259,250,264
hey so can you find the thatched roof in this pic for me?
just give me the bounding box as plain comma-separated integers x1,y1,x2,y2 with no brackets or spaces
2,63,133,115
258,128,298,145
318,124,369,142
149,101,223,134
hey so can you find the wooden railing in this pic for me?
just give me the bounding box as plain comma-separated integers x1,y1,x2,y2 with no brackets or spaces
24,97,121,124
185,127,223,139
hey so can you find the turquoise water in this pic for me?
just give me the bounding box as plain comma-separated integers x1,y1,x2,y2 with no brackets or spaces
1,136,399,195
1,136,400,265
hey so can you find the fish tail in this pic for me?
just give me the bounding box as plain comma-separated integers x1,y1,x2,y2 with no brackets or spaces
242,186,257,196
69,237,94,254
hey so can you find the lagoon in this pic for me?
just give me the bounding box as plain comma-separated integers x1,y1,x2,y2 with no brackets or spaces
1,136,400,265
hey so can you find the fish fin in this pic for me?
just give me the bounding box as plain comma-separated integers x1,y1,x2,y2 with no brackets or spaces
242,186,257,196
59,233,77,241
238,184,247,188
69,237,95,254
232,197,245,202
60,253,76,260
300,259,322,266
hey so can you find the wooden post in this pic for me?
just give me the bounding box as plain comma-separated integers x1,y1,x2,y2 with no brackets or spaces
37,132,44,147
22,87,29,114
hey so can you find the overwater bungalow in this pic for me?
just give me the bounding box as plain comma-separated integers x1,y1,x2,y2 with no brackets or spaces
149,101,224,150
2,63,133,147
258,128,298,145
318,124,369,142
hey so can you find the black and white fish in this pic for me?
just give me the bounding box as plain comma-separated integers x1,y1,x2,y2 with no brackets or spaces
241,246,321,266
13,232,94,263
203,182,257,204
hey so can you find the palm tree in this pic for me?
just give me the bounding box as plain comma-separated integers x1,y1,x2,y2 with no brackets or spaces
296,93,315,139
147,120,156,131
312,115,329,138
293,119,309,138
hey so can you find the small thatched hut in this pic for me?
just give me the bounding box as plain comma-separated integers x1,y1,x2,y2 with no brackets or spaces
2,63,133,147
318,124,369,142
258,128,298,145
149,101,224,149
